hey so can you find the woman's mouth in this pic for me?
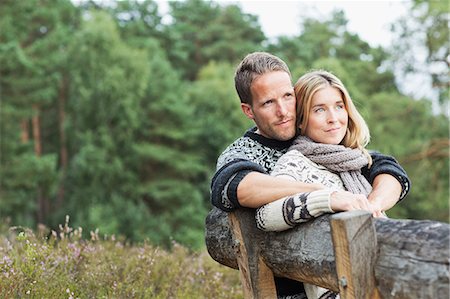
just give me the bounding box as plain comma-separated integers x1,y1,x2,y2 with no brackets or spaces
325,127,341,132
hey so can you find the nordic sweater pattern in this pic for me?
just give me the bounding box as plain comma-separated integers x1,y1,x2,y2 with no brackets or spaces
256,150,343,231
211,127,410,212
212,128,292,211
217,134,288,173
271,149,344,189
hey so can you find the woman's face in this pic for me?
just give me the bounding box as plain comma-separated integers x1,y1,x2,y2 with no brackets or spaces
303,86,348,144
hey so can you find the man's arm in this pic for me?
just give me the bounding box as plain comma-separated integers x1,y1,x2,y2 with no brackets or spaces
210,159,323,211
237,172,323,208
363,151,411,201
368,174,402,216
211,151,410,212
362,151,411,216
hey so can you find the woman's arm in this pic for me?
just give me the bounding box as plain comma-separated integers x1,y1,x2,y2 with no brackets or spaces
256,189,373,231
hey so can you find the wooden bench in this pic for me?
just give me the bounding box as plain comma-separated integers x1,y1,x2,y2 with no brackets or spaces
205,208,449,298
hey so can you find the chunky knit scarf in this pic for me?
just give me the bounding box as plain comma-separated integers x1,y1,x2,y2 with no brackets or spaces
290,136,372,196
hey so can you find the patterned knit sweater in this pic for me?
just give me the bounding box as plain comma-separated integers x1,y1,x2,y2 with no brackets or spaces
256,149,344,231
211,127,410,212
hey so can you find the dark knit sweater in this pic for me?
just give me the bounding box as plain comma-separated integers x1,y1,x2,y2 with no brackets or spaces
211,127,410,212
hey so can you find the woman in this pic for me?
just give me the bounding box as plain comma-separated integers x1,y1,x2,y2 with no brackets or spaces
256,70,392,299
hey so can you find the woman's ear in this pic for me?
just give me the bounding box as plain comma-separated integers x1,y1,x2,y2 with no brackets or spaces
241,103,255,120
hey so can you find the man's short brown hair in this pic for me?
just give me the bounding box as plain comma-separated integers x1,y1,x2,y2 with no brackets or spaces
234,52,291,105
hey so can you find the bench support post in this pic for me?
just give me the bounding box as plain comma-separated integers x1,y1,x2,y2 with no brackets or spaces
228,209,277,298
330,211,381,299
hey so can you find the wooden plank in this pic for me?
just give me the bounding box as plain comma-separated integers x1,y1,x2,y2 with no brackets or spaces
228,209,277,298
330,211,380,299
257,256,278,298
228,211,253,298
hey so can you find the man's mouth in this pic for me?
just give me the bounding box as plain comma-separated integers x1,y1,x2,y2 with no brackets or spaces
276,119,292,126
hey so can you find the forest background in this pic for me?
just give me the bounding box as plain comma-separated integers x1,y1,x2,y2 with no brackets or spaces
0,0,448,250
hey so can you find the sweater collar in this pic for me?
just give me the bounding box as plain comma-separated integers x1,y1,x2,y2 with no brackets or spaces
244,126,295,150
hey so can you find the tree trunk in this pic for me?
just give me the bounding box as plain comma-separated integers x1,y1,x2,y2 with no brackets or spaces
205,207,450,299
20,119,29,143
56,75,68,208
32,105,41,157
32,104,48,224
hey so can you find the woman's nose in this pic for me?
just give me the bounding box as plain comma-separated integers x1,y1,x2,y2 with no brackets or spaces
327,111,338,123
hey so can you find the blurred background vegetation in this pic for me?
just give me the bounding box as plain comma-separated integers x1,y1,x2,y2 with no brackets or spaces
0,0,448,250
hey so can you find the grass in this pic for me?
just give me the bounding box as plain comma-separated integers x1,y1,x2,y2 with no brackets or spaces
0,217,243,298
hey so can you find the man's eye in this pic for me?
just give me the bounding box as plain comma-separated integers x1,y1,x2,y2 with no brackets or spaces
263,100,273,106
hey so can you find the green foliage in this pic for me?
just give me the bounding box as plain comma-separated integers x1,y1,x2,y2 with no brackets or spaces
0,0,448,258
0,222,242,298
269,10,374,71
390,0,449,111
162,0,265,80
270,9,397,100
0,0,79,225
1,154,58,226
109,0,163,44
365,93,449,221
189,62,252,165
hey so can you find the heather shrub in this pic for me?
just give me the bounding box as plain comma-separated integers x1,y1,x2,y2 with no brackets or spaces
0,217,242,298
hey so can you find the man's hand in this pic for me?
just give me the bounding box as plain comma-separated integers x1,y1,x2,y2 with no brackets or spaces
368,200,388,218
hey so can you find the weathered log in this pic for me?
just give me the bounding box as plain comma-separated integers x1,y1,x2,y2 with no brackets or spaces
205,207,450,299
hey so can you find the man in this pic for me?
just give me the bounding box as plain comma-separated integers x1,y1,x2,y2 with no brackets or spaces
210,52,410,298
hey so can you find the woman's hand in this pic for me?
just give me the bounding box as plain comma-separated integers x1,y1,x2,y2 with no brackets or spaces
329,190,371,212
330,190,387,218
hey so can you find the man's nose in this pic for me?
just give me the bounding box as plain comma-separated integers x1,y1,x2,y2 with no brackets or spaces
276,102,288,116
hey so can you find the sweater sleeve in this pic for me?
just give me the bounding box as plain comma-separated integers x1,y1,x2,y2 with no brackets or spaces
363,151,411,200
255,189,334,231
210,159,267,212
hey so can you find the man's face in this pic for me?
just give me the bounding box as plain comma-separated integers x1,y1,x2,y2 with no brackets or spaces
241,71,296,141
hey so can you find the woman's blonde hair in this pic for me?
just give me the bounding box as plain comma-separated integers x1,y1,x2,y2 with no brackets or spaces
294,70,372,164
